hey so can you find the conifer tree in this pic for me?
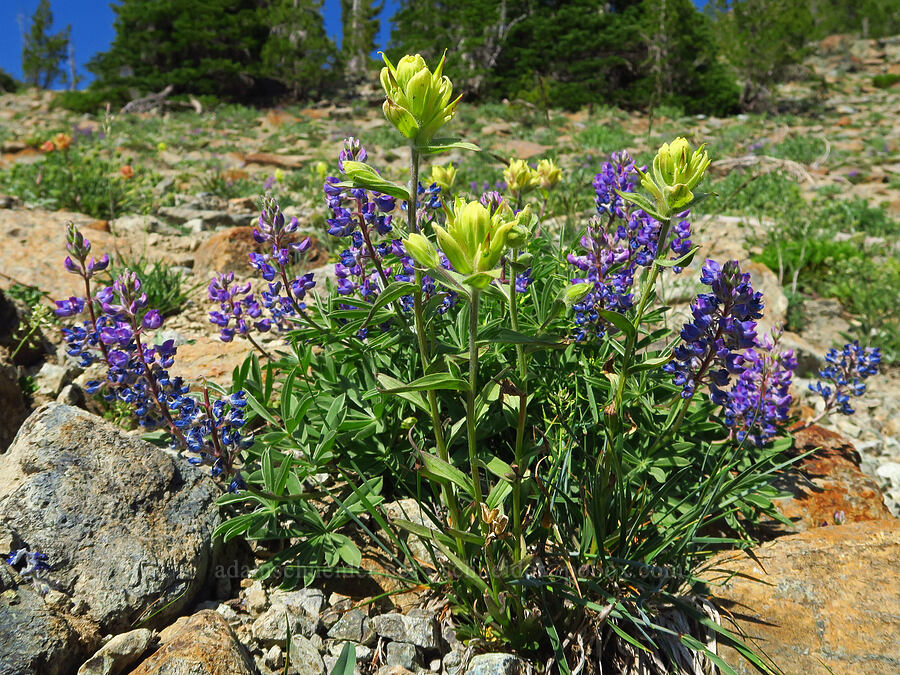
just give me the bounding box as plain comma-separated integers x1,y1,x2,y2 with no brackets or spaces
340,0,382,79
21,0,70,89
263,0,337,97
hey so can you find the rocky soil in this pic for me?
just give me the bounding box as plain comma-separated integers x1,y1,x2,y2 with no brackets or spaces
0,33,898,675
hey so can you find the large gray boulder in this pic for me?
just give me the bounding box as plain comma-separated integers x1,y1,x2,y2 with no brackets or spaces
0,403,223,672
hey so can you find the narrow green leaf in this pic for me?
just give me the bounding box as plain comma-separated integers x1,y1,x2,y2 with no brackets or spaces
420,453,474,496
329,641,357,675
378,372,469,394
364,281,416,325
419,138,481,154
598,310,636,340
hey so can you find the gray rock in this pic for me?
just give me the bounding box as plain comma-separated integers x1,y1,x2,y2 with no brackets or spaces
386,641,419,669
0,403,221,637
109,215,179,237
373,613,439,650
0,564,85,675
32,361,74,400
56,383,86,408
327,608,374,645
158,206,243,228
252,588,326,645
286,634,325,675
464,653,524,675
77,628,155,675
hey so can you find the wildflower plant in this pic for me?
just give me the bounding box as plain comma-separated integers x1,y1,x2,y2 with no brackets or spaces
47,53,880,672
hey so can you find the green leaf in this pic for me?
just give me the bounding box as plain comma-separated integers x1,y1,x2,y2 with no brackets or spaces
364,281,416,325
597,310,636,340
419,138,480,154
616,190,665,220
420,453,474,496
377,372,470,394
337,161,410,200
329,641,357,675
655,245,699,268
373,374,428,413
479,327,563,348
245,392,279,427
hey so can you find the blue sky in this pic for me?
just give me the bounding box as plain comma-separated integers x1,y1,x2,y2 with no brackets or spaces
0,0,706,88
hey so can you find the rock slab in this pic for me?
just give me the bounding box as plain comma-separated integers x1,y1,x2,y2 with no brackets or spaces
712,518,900,675
0,404,222,638
130,610,258,675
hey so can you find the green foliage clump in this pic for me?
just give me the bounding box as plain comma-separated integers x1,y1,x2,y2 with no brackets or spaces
873,73,900,89
88,0,273,101
262,0,336,98
0,68,19,93
708,0,812,108
51,88,130,114
0,143,156,219
21,0,71,89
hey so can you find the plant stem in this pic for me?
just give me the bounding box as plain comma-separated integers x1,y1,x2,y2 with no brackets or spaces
407,144,463,549
508,250,528,557
467,289,484,514
612,214,673,417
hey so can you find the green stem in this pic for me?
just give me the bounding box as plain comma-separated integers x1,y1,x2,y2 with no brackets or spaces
467,289,485,515
612,214,673,418
408,144,463,551
508,250,528,558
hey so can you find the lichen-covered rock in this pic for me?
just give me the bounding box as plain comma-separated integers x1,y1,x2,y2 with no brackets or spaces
129,610,258,675
327,608,374,645
372,612,439,650
0,564,88,675
712,519,900,674
464,653,525,675
0,403,222,636
251,588,326,645
77,628,155,675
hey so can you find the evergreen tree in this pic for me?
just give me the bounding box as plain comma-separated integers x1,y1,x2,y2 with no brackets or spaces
21,0,70,89
88,0,271,101
388,0,530,97
263,0,337,98
708,0,813,108
341,0,382,79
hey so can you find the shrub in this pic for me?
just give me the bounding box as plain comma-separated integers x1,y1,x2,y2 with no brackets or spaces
873,73,900,89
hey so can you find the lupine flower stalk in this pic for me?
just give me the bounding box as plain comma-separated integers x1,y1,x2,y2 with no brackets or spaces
806,341,881,426
724,328,797,447
567,152,692,341
664,259,763,402
56,225,251,487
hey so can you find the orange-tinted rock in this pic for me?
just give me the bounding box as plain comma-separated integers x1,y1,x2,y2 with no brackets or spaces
130,610,257,675
168,337,250,388
771,425,892,533
193,226,329,279
711,519,900,675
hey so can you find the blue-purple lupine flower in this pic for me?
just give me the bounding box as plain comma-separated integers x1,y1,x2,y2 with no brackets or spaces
5,548,50,594
322,138,455,327
55,225,251,482
208,196,318,343
664,259,763,403
724,329,797,446
567,152,693,340
809,341,881,417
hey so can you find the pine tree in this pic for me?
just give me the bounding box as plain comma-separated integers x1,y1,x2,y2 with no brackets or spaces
388,0,530,98
708,0,813,108
340,0,382,80
88,0,271,101
262,0,337,98
21,0,70,89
